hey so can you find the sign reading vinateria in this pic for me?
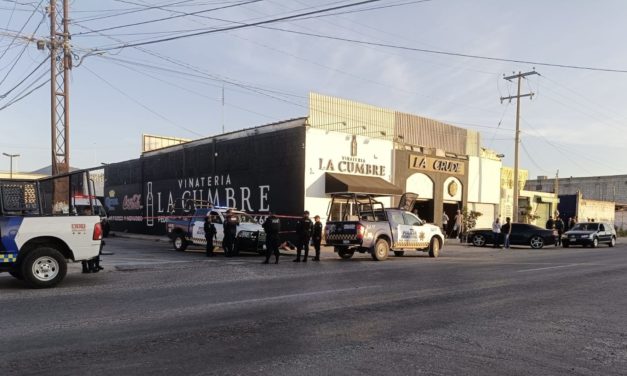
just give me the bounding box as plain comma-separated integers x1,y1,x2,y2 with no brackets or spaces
409,155,464,175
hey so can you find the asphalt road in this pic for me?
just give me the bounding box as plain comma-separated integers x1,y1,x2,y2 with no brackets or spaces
2,238,627,375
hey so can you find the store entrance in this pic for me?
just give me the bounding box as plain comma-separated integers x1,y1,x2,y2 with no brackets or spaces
412,199,434,223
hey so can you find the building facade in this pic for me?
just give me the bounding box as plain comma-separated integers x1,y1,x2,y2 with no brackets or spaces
104,93,505,235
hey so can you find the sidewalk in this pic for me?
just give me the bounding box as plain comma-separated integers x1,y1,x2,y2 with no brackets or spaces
109,231,171,243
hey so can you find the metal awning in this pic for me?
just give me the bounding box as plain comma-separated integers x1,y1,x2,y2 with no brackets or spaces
325,173,403,196
538,196,560,204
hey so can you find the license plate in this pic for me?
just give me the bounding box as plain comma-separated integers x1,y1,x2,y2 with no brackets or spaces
343,240,350,244
570,237,575,240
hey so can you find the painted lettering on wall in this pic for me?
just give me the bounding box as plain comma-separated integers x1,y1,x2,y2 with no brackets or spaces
123,194,142,210
409,155,465,175
318,157,386,177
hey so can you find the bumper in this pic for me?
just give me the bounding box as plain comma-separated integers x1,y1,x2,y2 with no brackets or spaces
562,237,594,246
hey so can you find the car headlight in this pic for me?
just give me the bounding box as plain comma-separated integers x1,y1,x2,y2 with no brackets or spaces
583,234,592,239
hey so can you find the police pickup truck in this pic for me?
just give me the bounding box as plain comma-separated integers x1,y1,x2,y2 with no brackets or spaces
166,206,266,255
0,171,104,288
325,193,444,261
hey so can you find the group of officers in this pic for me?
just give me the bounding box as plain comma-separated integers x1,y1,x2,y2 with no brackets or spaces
202,209,323,264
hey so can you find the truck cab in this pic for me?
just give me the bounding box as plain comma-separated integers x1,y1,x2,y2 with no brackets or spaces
324,193,444,261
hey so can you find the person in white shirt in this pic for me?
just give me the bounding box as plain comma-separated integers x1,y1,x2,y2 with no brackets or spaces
492,217,502,248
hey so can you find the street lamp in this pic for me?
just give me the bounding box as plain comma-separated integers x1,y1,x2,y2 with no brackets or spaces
2,153,20,179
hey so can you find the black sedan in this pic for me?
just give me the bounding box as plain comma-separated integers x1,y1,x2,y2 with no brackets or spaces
466,223,555,249
562,222,617,248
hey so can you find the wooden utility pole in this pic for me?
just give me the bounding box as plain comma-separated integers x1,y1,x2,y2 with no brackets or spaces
500,70,538,222
49,0,71,175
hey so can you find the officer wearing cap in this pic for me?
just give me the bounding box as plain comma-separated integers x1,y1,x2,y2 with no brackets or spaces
222,209,239,257
312,215,323,261
294,210,313,262
262,212,281,264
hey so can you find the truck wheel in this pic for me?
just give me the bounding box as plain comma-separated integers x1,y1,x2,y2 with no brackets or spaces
591,237,598,248
173,234,188,252
429,238,441,258
371,239,389,261
21,247,67,289
609,237,616,247
337,247,354,259
394,251,405,257
9,268,23,280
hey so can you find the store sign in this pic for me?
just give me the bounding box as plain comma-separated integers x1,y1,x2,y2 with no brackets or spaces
318,135,386,177
409,155,464,175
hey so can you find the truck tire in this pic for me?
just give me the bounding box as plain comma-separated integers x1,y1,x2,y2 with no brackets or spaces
336,247,354,259
591,237,598,248
609,237,616,247
371,239,389,261
429,238,441,258
21,247,67,289
393,251,405,257
173,234,188,252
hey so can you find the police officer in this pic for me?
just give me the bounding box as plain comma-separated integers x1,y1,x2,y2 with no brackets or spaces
223,209,239,257
294,211,313,263
262,212,281,264
312,215,323,261
204,212,217,257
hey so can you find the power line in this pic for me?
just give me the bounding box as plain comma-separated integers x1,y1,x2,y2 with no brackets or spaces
0,56,47,98
94,0,386,51
74,0,262,35
72,0,201,23
0,0,44,63
0,12,46,87
82,64,205,137
0,70,49,111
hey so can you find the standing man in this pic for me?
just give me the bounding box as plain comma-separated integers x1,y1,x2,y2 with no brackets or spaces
204,213,217,257
568,217,576,230
453,209,463,240
223,209,239,257
262,212,281,264
312,215,323,261
545,216,555,230
492,217,502,248
501,217,512,249
555,216,565,246
294,211,313,263
442,211,449,238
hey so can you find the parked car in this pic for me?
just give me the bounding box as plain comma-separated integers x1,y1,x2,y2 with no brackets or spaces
562,222,616,248
466,223,555,249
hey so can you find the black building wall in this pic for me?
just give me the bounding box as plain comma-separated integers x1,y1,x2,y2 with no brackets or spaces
104,126,306,235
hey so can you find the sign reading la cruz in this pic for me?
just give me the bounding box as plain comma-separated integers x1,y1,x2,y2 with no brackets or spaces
409,155,464,175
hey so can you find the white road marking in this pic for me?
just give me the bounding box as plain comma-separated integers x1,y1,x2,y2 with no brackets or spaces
517,264,582,273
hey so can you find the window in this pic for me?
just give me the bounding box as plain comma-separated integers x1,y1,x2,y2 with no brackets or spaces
210,211,222,224
403,212,423,226
599,224,605,232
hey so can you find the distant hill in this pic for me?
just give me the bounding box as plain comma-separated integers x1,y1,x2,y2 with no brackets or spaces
30,165,80,175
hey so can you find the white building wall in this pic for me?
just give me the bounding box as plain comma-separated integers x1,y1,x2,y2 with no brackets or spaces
466,156,502,227
303,127,394,221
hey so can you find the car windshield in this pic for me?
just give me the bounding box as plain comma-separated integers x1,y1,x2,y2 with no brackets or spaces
571,223,599,231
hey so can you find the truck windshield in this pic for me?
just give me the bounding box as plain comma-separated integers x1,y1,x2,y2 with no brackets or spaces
327,194,386,221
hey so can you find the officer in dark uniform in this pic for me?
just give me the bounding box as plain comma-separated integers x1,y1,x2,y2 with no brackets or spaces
312,215,323,261
204,213,217,257
222,209,239,257
262,212,281,264
294,211,313,263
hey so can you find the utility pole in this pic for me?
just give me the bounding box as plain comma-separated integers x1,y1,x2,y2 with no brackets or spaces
49,0,71,176
2,153,20,179
500,70,538,222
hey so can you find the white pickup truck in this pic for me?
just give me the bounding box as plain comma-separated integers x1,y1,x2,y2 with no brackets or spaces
0,172,103,288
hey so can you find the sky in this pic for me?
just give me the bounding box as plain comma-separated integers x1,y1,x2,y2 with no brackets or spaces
1,0,626,179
